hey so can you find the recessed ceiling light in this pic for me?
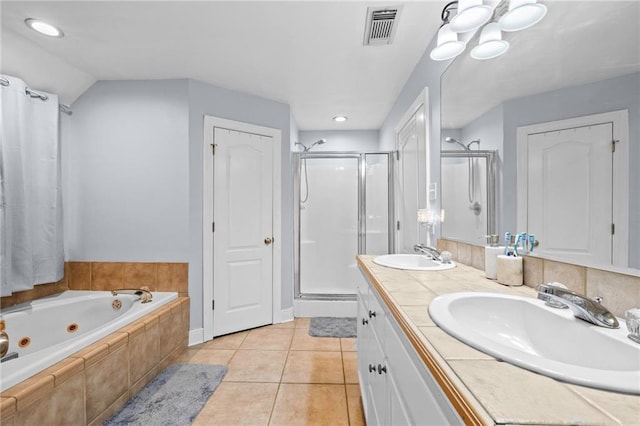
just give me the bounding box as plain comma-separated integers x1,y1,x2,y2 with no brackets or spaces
333,116,348,122
25,18,64,38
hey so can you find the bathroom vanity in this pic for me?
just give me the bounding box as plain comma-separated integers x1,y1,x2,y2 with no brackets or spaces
356,255,640,426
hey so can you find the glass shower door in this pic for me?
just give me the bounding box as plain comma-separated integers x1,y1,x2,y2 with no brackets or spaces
299,156,360,296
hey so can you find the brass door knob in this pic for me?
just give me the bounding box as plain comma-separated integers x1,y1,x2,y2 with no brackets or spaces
264,237,273,245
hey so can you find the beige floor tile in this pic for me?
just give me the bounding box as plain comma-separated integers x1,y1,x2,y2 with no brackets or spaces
240,327,294,350
342,352,359,384
346,384,366,426
282,351,344,384
193,382,278,426
269,320,296,329
224,349,288,382
188,349,235,365
294,317,311,329
200,330,249,350
269,383,349,426
340,337,357,352
290,328,341,351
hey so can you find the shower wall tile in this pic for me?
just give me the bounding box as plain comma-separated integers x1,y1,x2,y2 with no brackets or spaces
157,263,189,293
1,261,188,308
91,262,124,291
68,262,91,290
123,263,156,289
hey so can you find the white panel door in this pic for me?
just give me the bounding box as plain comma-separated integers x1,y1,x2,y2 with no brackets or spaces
527,123,613,264
213,127,273,336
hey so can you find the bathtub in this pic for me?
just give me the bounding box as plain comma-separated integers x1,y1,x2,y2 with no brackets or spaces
0,290,177,392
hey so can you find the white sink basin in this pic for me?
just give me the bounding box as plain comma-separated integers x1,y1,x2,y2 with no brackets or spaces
428,292,640,394
372,254,456,271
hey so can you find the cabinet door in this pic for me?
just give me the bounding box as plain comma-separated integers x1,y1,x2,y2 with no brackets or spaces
388,367,412,426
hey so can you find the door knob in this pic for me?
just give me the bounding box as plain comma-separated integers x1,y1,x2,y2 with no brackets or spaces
264,237,273,245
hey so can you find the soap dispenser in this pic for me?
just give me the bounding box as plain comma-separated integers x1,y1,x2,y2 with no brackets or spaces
484,234,504,280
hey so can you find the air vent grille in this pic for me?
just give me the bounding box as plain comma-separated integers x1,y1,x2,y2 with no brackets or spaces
364,7,402,46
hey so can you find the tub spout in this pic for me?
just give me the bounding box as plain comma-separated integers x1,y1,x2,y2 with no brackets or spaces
0,320,8,358
111,287,153,303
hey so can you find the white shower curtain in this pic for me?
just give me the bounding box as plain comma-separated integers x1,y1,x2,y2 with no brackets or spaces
0,75,64,297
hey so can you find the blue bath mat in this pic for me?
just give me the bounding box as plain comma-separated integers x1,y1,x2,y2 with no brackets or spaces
103,363,227,426
309,317,357,338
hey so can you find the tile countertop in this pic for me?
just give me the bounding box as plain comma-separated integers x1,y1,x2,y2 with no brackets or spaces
356,255,640,426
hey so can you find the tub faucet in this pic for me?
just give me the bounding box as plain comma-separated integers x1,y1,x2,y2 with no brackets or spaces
0,319,9,358
413,244,441,261
111,287,153,303
536,283,619,329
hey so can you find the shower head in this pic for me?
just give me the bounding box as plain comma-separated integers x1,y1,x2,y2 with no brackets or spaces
309,139,326,150
444,137,480,151
444,137,469,151
296,139,327,152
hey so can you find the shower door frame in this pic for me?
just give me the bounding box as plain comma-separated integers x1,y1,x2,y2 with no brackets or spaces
293,151,394,300
440,149,497,239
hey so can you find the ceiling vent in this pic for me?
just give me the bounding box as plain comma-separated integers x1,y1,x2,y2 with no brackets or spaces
363,6,402,46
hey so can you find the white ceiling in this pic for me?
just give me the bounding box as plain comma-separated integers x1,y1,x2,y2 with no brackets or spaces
442,1,640,129
1,1,445,130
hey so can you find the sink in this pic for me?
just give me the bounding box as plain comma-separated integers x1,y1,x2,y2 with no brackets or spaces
428,292,640,394
372,254,456,271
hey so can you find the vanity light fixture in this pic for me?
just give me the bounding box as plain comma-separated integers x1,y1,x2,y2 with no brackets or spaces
498,0,547,32
333,115,348,123
430,0,547,61
430,23,466,61
25,18,64,37
449,0,492,33
470,23,509,60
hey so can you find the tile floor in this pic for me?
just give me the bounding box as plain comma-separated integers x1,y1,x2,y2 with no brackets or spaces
174,317,365,426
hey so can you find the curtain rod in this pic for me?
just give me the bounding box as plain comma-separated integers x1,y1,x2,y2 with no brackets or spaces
0,76,72,115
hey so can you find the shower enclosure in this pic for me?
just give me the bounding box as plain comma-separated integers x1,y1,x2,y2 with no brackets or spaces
441,150,496,243
293,152,393,301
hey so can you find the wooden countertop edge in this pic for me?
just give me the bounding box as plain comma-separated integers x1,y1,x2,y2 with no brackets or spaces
357,256,493,426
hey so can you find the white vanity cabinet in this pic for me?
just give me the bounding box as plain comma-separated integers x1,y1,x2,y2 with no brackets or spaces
357,279,463,426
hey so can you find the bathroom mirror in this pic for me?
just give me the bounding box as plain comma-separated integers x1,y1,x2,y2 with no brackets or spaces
440,0,640,271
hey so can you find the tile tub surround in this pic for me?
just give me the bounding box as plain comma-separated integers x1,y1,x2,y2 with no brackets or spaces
436,239,640,318
1,261,188,309
357,255,640,425
0,297,189,426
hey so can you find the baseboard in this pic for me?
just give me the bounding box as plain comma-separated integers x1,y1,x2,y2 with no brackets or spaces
275,307,294,324
188,328,204,347
293,299,357,317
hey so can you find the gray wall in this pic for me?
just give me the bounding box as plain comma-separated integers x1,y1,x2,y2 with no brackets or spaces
379,35,452,245
502,72,640,268
187,79,293,330
63,80,190,261
64,78,294,335
298,130,379,153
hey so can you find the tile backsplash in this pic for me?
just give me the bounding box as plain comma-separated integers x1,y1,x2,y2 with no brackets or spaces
1,261,188,309
437,238,640,317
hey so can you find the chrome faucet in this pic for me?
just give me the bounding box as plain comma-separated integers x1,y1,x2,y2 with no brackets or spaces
536,283,619,328
413,244,442,261
0,319,9,358
111,287,153,303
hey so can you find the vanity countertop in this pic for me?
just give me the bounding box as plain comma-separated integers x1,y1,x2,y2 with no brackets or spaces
356,255,640,426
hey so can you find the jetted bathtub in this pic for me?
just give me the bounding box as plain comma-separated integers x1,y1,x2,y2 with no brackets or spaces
0,290,177,392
